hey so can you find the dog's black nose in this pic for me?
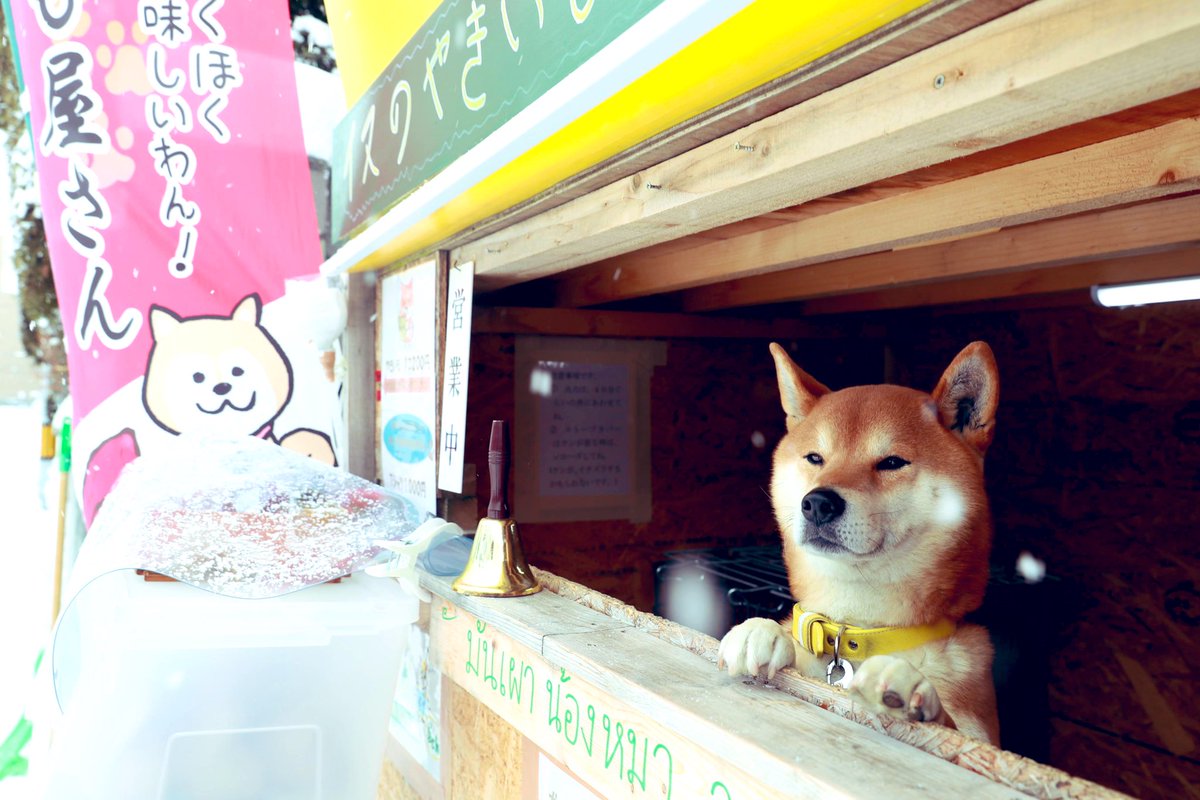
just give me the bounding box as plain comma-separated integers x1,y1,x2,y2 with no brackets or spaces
213,382,232,396
801,488,845,525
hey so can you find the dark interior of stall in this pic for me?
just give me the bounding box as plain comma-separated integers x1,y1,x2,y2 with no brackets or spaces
460,293,1200,800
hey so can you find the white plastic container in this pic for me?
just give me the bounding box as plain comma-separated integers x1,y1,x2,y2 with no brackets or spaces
48,570,416,800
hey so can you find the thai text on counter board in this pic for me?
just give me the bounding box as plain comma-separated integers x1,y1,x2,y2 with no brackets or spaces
453,608,746,800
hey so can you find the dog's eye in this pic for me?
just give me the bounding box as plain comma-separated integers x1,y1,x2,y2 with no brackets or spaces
232,366,244,377
804,453,824,466
876,456,910,471
192,372,205,383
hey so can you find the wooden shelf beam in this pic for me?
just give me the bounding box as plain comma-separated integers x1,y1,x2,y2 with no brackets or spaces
639,88,1200,259
559,117,1200,307
472,307,873,340
677,193,1200,311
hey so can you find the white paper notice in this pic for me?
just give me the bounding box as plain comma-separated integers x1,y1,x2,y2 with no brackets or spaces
437,261,474,493
379,261,439,518
536,362,631,497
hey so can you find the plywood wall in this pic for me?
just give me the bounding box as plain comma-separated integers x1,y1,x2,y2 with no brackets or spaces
378,683,524,800
456,301,1199,798
884,300,1200,800
377,760,423,800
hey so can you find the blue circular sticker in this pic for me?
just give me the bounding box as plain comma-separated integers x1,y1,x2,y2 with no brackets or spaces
383,414,433,464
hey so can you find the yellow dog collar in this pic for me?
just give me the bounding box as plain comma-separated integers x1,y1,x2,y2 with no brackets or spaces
792,604,955,660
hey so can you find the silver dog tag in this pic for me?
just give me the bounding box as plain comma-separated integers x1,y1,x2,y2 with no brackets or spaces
826,625,854,688
826,656,854,688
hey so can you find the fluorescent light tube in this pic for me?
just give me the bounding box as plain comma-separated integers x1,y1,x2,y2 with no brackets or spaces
1091,276,1200,308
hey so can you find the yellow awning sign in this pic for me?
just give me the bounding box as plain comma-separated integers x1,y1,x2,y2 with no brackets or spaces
322,0,929,274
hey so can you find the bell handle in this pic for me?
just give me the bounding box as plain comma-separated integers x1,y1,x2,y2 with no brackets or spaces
487,419,509,520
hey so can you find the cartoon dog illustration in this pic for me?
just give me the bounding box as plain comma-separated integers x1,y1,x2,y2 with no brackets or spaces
142,293,335,464
81,294,335,526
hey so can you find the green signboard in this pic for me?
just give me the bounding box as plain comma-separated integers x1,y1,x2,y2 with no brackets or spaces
331,0,665,244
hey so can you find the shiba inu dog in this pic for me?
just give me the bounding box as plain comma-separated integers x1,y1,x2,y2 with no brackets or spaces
142,294,335,464
717,342,1001,744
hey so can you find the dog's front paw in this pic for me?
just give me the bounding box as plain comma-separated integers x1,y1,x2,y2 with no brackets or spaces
849,655,946,724
717,618,795,680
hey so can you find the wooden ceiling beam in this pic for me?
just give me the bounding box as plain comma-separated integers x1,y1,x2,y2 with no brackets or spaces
798,247,1200,315
710,88,1200,233
677,193,1200,312
454,0,1200,292
486,89,1200,308
561,117,1200,307
471,308,871,340
568,86,1200,275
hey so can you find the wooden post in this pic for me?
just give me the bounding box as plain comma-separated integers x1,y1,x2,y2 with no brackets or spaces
345,270,377,482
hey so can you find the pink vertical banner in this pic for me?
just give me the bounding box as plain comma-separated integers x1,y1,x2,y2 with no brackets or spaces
8,0,336,524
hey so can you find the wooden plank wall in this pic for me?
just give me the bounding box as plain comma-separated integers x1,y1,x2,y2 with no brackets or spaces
881,299,1200,800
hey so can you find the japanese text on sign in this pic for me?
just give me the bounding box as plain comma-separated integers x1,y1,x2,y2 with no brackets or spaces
438,261,475,493
331,0,663,241
141,0,242,279
35,2,144,353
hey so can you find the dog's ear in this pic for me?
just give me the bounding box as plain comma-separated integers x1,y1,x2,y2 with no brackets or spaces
231,294,262,325
769,343,830,430
932,342,999,456
148,306,181,342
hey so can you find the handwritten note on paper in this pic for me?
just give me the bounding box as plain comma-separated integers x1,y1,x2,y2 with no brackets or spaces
536,362,632,498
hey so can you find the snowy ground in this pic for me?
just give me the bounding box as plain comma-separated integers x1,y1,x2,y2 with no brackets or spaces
0,400,57,799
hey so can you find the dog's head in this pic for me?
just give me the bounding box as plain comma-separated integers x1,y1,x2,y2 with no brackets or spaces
142,295,294,437
768,342,999,617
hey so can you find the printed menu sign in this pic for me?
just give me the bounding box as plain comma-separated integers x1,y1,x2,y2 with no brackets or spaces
380,260,438,518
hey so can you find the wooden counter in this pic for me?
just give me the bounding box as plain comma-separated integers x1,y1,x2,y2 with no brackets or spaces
378,569,1130,800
